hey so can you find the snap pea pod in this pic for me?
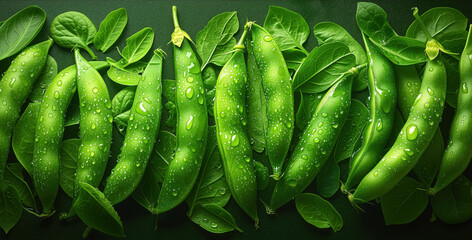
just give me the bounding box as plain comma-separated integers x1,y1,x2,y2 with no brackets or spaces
350,56,447,203
73,49,113,198
432,25,472,193
248,22,294,180
343,35,396,192
0,39,52,180
270,67,359,210
214,27,258,222
104,49,164,205
157,6,208,213
32,61,108,213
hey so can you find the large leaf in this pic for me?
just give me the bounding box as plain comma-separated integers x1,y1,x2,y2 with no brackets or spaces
196,11,239,70
295,193,343,232
0,5,46,60
431,175,472,224
94,8,128,52
380,177,428,225
316,156,340,198
263,6,309,54
119,27,154,66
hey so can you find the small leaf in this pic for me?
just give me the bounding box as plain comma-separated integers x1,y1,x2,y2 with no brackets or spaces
196,11,239,70
111,87,136,117
94,8,128,52
29,55,58,102
203,66,217,116
119,27,154,66
149,131,176,183
114,110,131,135
283,49,306,71
316,156,340,198
0,182,23,234
132,165,161,214
295,193,343,232
189,204,242,234
11,102,41,175
209,37,237,67
4,164,36,209
254,161,269,190
431,175,472,224
59,139,80,198
107,59,146,86
64,102,81,127
413,129,444,186
73,182,124,237
356,2,396,43
380,177,428,225
264,6,309,54
162,80,177,130
295,91,324,131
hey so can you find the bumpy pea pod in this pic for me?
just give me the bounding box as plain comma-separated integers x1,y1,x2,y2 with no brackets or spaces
270,67,361,210
33,61,108,214
0,39,52,179
214,27,258,222
73,49,113,198
157,6,208,213
432,25,472,193
350,56,446,203
248,22,294,180
104,49,164,205
343,35,396,192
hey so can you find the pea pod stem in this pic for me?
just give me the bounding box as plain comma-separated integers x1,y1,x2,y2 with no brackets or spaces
412,7,432,39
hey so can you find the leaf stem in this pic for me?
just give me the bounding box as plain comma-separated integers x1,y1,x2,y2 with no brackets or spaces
84,45,97,60
412,7,432,39
82,226,92,238
172,6,180,29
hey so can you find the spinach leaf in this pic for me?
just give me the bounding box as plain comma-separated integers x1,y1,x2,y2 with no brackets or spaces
73,182,124,237
50,11,97,59
295,91,324,131
292,42,355,93
107,58,146,86
186,126,231,215
254,161,269,190
370,36,427,65
94,8,128,53
316,156,340,198
264,6,309,54
406,7,468,43
118,27,154,67
196,11,239,70
0,6,46,60
295,193,343,232
111,87,136,117
208,37,236,67
246,39,267,153
333,99,369,163
380,177,428,225
0,182,23,234
11,102,41,175
4,164,36,210
59,139,80,198
29,55,58,102
431,175,472,224
189,204,242,234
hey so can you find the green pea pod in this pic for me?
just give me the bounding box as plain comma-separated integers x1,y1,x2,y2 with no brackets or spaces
270,68,358,210
0,39,53,180
73,49,113,198
248,22,294,180
351,57,447,203
433,25,472,193
32,61,108,213
343,35,396,191
157,6,208,213
214,27,258,222
104,49,164,205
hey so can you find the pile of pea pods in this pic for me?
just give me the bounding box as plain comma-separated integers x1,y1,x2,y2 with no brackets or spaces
1,2,472,238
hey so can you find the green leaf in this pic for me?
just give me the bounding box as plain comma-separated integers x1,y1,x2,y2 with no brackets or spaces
413,129,444,186
203,66,217,116
209,37,236,67
370,36,428,65
380,177,428,225
356,2,396,43
406,7,468,43
162,80,177,130
196,11,239,70
64,102,80,127
385,109,405,149
111,87,136,117
333,99,369,162
29,55,58,102
114,110,130,135
254,161,269,190
94,8,128,52
132,165,161,214
435,30,468,54
444,54,461,108
73,182,124,237
4,164,36,209
295,91,324,131
0,183,22,234
0,5,46,60
107,58,146,86
119,27,154,66
11,102,41,175
263,6,309,54
316,156,340,198
295,193,343,232
282,49,306,71
187,126,231,215
50,11,97,59
431,175,472,224
189,204,242,234
246,39,267,153
292,42,355,93
149,131,176,183
59,139,80,198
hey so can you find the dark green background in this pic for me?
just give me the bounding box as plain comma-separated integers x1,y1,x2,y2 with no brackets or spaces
1,0,472,239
